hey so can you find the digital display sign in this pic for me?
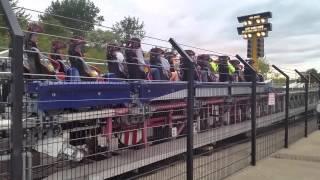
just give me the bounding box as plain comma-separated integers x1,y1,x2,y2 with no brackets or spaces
237,23,272,35
237,12,272,23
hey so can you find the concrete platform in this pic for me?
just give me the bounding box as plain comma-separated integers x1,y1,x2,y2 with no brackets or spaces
225,130,320,180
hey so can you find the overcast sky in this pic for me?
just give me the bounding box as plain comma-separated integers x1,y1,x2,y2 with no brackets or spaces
19,0,320,71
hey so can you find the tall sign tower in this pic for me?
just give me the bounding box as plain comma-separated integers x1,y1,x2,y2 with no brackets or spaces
237,12,272,68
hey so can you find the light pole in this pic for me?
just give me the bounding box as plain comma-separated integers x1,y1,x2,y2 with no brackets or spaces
237,12,272,68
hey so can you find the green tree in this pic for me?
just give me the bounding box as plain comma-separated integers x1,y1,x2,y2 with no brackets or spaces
306,68,317,76
40,0,104,36
0,0,29,47
0,0,30,24
86,29,118,48
256,57,270,78
40,16,72,37
112,16,145,42
270,72,286,85
306,68,319,83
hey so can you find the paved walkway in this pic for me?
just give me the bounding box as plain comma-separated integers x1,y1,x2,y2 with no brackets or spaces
226,130,320,180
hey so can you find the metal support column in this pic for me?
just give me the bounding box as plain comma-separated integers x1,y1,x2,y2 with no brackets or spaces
0,0,25,179
169,38,195,180
272,65,290,148
251,35,258,69
295,70,309,137
236,55,257,166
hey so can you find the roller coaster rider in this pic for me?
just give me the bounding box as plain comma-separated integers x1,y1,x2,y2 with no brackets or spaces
218,56,235,82
106,43,128,79
209,57,219,82
230,59,244,82
24,23,56,78
244,59,254,82
150,48,171,80
125,38,148,79
243,59,264,82
50,40,69,74
197,54,216,82
164,52,180,81
68,36,99,79
180,50,201,81
125,38,160,80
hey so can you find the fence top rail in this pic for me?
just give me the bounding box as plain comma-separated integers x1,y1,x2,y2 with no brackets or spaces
295,69,309,82
310,73,320,83
272,65,289,79
235,54,257,74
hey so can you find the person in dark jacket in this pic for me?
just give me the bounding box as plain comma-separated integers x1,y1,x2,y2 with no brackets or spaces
197,54,216,82
68,36,99,78
258,73,265,82
106,43,127,79
180,50,201,81
125,38,147,79
150,48,170,80
243,59,265,82
25,23,55,77
244,59,254,82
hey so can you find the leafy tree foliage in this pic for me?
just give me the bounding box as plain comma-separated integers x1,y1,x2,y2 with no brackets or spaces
0,0,29,21
256,57,270,78
40,16,72,37
112,16,145,41
86,29,118,48
40,0,104,36
0,0,29,47
306,68,320,83
270,72,286,84
306,68,318,76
